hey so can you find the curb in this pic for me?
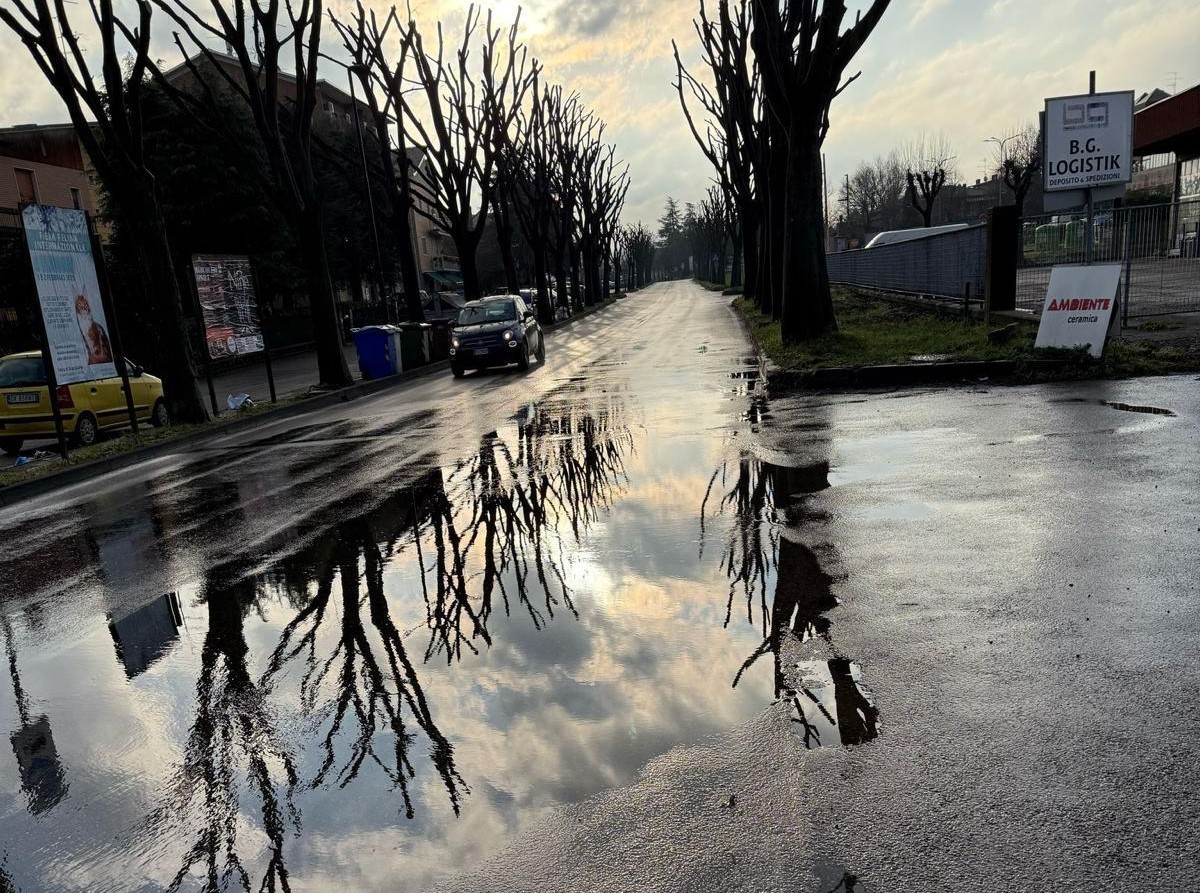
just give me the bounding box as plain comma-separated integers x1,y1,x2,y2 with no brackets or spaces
0,297,627,508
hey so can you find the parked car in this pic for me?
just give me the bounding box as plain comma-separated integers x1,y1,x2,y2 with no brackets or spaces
0,351,169,454
449,294,545,377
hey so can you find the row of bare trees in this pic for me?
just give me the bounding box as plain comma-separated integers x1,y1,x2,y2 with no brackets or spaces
835,125,1041,243
1,0,631,419
675,0,892,341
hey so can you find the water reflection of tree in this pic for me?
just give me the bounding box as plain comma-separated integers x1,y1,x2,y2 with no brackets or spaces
703,454,878,747
152,573,299,893
420,399,633,663
152,393,635,885
262,489,465,820
260,395,632,817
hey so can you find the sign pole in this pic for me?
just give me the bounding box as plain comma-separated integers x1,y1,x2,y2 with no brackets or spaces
87,215,139,434
251,266,277,404
17,208,69,460
1083,71,1097,266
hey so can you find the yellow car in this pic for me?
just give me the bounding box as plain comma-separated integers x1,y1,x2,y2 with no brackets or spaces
0,351,169,454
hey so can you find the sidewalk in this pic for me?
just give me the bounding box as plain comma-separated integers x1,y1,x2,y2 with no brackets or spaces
212,342,360,405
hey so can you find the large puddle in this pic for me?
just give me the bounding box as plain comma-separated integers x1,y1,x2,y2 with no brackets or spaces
0,368,863,891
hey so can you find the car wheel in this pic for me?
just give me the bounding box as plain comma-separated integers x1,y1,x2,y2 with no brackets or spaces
535,333,546,362
151,399,171,428
451,364,465,379
0,437,23,456
74,412,98,447
517,344,530,371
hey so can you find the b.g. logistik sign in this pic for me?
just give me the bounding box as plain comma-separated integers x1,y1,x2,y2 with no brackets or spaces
1043,90,1135,192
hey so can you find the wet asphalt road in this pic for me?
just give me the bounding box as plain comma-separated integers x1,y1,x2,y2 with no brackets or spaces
1,280,1198,892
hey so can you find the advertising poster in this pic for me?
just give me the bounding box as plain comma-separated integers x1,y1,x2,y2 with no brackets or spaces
192,254,264,359
21,204,117,385
1035,264,1122,357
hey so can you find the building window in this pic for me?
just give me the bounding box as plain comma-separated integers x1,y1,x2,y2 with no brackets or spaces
70,187,83,210
15,168,38,204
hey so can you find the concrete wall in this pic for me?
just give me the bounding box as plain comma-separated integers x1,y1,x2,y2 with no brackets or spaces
826,224,987,301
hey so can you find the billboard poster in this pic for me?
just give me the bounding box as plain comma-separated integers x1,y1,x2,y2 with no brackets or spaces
192,254,264,359
21,204,117,385
1043,91,1134,192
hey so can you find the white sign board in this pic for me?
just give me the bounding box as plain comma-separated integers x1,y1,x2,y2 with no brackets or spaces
21,204,118,385
1043,91,1134,192
1035,264,1122,357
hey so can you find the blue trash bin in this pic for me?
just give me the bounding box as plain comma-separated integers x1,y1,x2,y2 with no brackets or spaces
352,326,398,380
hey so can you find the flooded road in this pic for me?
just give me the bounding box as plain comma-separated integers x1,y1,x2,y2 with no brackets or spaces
3,281,1198,892
0,283,811,892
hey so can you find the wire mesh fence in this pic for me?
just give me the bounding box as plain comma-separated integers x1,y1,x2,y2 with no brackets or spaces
1016,200,1200,318
825,223,987,304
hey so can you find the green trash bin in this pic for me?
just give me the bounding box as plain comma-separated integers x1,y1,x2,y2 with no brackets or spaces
395,322,432,371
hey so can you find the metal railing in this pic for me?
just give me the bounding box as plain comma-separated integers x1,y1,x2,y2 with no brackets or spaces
1016,199,1200,318
826,223,987,303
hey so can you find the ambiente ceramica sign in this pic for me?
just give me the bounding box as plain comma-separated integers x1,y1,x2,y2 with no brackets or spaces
1043,90,1134,192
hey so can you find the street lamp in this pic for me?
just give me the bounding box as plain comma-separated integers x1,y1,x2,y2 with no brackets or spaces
983,134,1018,205
347,63,391,323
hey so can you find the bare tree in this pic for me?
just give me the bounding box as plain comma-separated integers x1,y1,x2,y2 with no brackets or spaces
996,123,1041,217
399,6,537,301
751,0,893,340
674,0,760,304
0,0,208,420
331,2,426,322
902,132,955,227
151,0,353,387
508,73,562,322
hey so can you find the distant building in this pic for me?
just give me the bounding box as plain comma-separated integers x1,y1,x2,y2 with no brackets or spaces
0,123,100,216
405,147,462,294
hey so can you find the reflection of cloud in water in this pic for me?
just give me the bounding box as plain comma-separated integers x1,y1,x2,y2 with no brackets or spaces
1,381,785,891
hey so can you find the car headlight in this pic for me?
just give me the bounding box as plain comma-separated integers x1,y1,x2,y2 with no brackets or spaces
503,330,513,342
452,337,460,348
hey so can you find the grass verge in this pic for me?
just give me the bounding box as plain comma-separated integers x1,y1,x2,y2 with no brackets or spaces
735,287,1198,381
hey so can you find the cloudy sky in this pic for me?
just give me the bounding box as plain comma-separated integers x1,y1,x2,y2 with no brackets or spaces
2,0,1198,226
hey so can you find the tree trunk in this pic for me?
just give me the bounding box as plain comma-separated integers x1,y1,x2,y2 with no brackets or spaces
602,255,611,301
763,128,788,320
297,212,354,387
780,132,836,343
553,254,568,312
494,202,520,295
569,246,582,310
122,183,208,422
391,203,424,323
532,249,553,323
742,217,759,303
451,227,484,302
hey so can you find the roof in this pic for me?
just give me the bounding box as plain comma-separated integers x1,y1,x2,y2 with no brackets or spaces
2,351,41,359
160,50,367,114
1133,82,1200,158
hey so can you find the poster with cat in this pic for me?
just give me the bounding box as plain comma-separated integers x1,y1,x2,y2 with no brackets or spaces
21,204,118,385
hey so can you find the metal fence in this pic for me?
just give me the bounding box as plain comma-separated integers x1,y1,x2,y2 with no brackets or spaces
826,223,987,303
1016,199,1200,318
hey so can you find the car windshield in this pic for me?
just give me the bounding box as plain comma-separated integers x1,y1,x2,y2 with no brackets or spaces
0,357,46,388
457,301,516,325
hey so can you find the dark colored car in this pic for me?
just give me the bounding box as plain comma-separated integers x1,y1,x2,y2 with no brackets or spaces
449,295,545,377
